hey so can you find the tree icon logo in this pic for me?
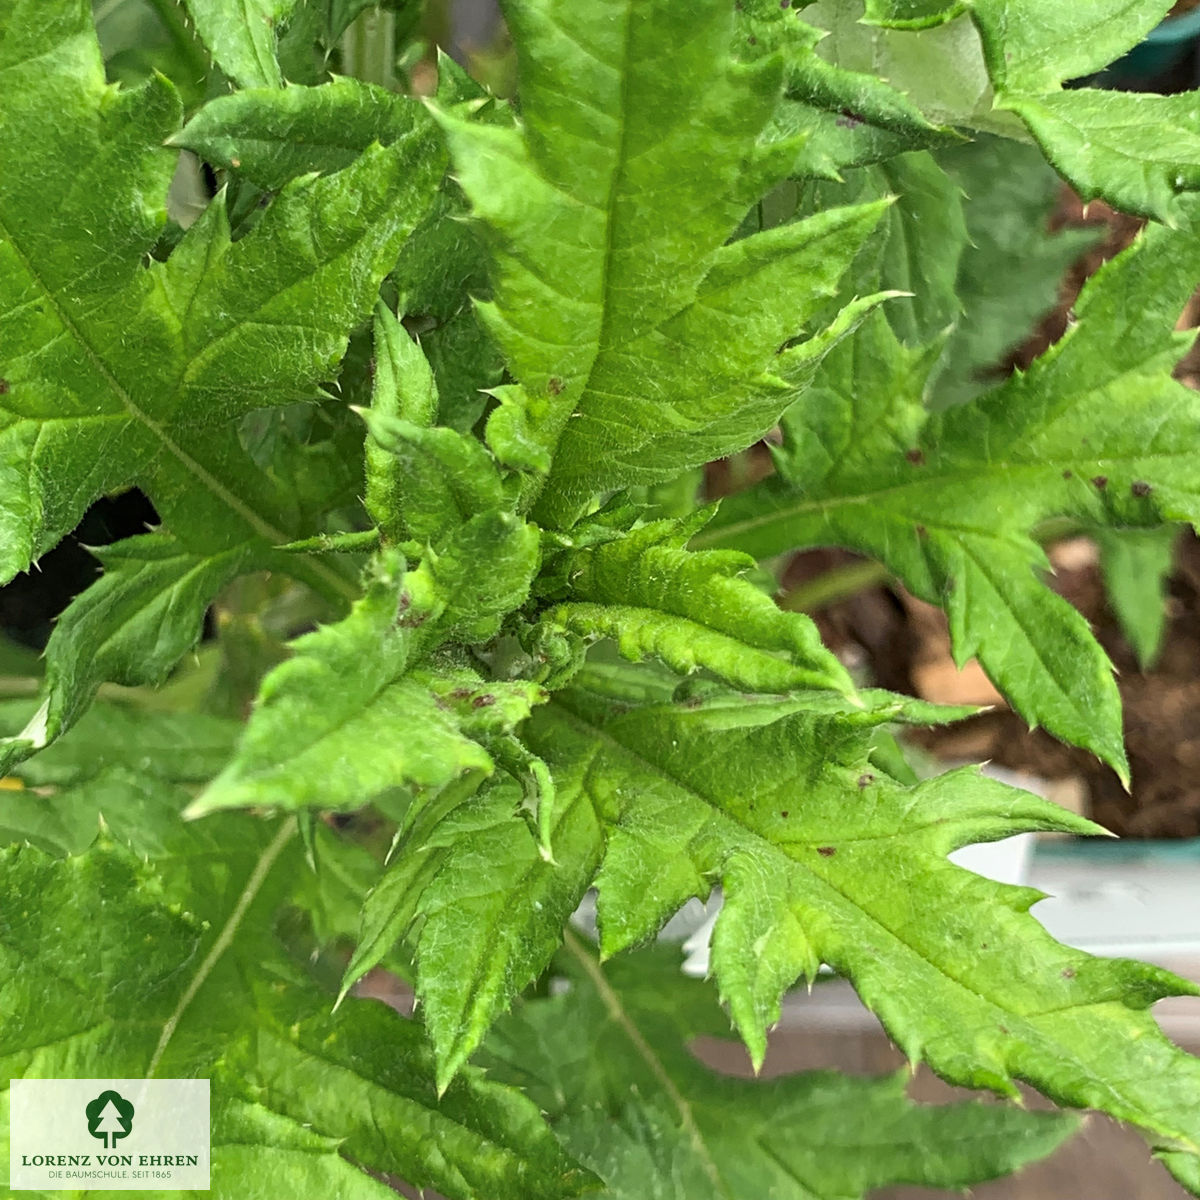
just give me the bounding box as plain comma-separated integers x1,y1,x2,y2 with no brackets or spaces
85,1090,135,1149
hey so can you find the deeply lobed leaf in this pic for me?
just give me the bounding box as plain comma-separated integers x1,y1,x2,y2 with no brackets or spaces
704,217,1200,774
439,0,887,525
0,793,594,1199
483,939,1080,1200
523,663,1200,1188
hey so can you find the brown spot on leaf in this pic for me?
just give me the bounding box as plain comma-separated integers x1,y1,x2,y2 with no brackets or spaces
905,448,926,466
1062,469,1072,479
857,773,874,788
1062,967,1076,979
915,524,928,539
817,846,836,857
230,156,242,168
780,810,790,818
547,376,564,396
0,378,8,395
1091,475,1108,489
472,694,496,708
1131,480,1152,497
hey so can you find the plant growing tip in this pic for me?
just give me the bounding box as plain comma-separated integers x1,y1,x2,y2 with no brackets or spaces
3,0,1200,1195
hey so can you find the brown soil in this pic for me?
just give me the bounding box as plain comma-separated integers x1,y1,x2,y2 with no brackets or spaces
1170,0,1200,18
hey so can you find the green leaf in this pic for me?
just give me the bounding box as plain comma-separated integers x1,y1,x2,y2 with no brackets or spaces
0,806,594,1198
187,549,533,817
483,938,1080,1199
800,150,969,345
439,0,886,526
863,0,965,29
172,77,439,191
366,417,507,544
344,778,606,1094
422,511,542,644
967,0,1171,95
363,303,511,545
233,983,599,1198
390,182,505,432
539,514,854,697
0,700,239,789
703,219,1200,775
799,2,1018,136
930,135,1100,408
735,1,964,179
524,664,1200,1188
364,301,440,541
0,534,252,773
1096,525,1178,670
182,0,297,88
1003,89,1200,223
0,4,440,581
0,778,101,858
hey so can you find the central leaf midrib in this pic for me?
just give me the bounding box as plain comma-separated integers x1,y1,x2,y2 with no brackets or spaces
145,816,297,1078
561,927,727,1194
532,3,638,504
0,211,357,601
694,447,1198,550
0,210,288,543
546,698,1191,1148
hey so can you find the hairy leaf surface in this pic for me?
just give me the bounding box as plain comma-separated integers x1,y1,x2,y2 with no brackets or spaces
343,778,606,1093
440,0,886,525
539,514,852,697
526,665,1200,1187
173,77,438,191
182,0,296,88
704,221,1200,772
189,550,542,818
484,939,1080,1199
0,535,252,773
0,807,593,1198
0,1,440,581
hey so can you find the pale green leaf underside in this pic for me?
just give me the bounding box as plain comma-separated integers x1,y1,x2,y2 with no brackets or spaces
1096,525,1178,670
737,0,966,179
803,1,1199,220
930,135,1101,408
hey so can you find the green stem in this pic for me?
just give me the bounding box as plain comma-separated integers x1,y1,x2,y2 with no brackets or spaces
778,559,891,613
340,6,398,89
775,520,1088,614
